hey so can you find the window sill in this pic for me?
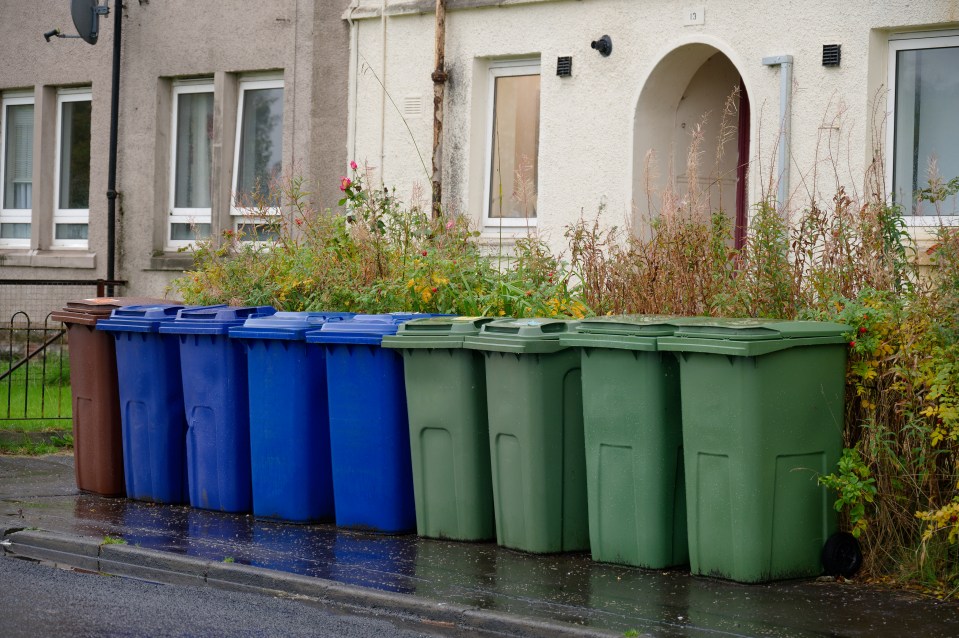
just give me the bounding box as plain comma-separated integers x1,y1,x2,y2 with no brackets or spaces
148,253,196,272
0,249,96,269
477,226,537,245
904,217,959,229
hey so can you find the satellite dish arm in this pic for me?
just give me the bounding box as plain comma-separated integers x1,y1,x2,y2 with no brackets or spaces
91,2,110,42
45,29,82,41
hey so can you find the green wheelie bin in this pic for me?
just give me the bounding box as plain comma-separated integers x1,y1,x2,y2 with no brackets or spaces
657,319,848,583
382,316,496,541
464,318,588,554
561,315,688,569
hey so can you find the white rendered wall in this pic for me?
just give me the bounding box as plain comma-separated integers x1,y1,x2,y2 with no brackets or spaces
348,0,959,256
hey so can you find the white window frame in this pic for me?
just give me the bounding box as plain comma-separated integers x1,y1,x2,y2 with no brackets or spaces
482,59,541,228
52,88,92,248
0,92,34,248
168,79,214,250
887,31,959,226
231,76,284,226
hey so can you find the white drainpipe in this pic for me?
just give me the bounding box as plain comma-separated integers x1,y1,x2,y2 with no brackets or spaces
762,55,793,209
346,0,360,167
380,0,388,184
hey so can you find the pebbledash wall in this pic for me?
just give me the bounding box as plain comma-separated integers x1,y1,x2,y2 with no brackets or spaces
346,0,959,257
0,0,350,318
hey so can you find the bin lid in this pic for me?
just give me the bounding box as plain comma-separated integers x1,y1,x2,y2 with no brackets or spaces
574,315,683,335
51,297,178,326
559,314,683,351
657,318,850,357
158,305,276,335
463,318,577,354
95,304,212,334
381,316,495,349
305,313,441,346
228,311,355,341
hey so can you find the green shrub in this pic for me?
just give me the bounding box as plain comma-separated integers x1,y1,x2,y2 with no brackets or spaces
172,167,586,319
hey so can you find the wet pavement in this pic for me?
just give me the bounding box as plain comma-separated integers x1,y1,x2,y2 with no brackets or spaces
3,454,958,637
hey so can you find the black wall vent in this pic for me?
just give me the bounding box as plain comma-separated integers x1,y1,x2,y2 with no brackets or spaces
557,56,572,77
822,44,841,67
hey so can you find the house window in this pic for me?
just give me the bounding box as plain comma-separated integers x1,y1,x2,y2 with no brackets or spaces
53,89,92,247
0,93,34,246
484,60,540,227
232,77,284,225
888,33,959,221
169,81,214,248
235,221,280,243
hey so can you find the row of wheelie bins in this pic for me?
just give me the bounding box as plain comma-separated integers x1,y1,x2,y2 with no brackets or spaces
57,300,849,584
381,315,850,583
56,300,444,530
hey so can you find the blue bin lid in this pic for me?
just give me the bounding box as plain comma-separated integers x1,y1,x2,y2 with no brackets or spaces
158,305,277,335
95,303,200,334
305,313,443,346
228,311,356,341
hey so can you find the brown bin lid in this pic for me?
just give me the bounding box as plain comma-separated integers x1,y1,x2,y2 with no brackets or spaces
52,296,180,326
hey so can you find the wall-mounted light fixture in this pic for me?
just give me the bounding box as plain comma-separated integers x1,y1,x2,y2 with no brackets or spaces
591,35,612,57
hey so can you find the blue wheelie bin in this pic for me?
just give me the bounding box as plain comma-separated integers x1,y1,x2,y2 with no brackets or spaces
96,304,214,504
305,313,438,533
159,305,275,513
228,311,354,522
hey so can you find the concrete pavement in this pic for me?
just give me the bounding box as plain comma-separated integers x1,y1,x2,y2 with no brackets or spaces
2,454,958,637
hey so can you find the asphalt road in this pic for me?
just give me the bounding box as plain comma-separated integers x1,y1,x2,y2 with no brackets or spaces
0,554,475,638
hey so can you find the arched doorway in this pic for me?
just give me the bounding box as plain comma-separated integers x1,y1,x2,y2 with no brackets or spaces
633,44,750,249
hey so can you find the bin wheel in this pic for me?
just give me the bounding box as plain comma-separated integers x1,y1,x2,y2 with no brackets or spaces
821,531,862,578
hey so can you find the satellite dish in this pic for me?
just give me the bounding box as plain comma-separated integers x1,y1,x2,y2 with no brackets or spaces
71,0,102,45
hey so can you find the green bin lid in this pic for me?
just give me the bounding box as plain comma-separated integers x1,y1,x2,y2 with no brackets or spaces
574,314,682,336
382,316,495,349
670,318,848,340
560,314,683,351
463,318,577,354
658,318,850,357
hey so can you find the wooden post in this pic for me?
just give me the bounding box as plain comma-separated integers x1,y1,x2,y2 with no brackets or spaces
430,0,448,219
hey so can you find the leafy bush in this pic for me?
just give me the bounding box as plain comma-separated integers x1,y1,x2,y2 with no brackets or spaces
172,166,585,319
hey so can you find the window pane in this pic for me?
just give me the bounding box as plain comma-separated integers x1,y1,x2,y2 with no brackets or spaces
58,100,92,210
236,222,279,242
489,74,540,219
236,87,283,208
4,103,33,209
894,46,959,216
0,222,30,239
170,222,211,241
174,91,213,209
55,223,88,240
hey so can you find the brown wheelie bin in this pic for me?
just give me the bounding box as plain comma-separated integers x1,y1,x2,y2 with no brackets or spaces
51,297,173,496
